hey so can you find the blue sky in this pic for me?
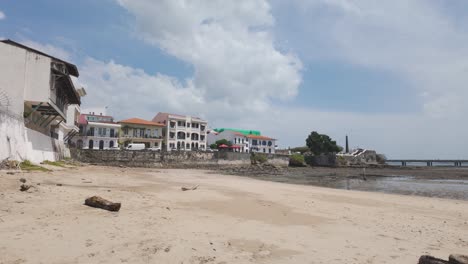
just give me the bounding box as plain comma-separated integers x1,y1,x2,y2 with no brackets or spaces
1,0,468,158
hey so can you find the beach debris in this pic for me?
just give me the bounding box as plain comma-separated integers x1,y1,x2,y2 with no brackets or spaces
418,255,449,264
450,254,468,264
84,196,121,212
181,185,199,191
20,184,32,192
418,254,468,264
19,178,26,183
7,172,15,175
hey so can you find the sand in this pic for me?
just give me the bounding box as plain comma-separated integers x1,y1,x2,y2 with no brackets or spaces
0,165,467,264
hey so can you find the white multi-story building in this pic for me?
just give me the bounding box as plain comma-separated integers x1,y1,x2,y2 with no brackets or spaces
207,128,277,154
152,112,208,151
0,39,84,162
73,113,121,149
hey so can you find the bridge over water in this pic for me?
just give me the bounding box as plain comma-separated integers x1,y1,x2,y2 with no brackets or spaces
386,159,468,167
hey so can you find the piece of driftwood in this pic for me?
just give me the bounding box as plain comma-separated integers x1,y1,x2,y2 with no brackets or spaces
181,185,199,191
449,255,468,264
84,196,121,212
418,255,449,264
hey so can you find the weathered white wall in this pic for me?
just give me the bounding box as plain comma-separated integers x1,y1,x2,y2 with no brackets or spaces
1,112,67,163
0,43,27,115
22,50,51,104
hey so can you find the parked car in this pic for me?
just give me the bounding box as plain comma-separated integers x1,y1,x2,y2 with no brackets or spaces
147,147,161,151
125,143,145,150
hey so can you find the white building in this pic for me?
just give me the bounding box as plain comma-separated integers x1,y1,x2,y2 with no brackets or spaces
0,39,83,162
73,113,121,149
152,112,208,151
207,129,277,154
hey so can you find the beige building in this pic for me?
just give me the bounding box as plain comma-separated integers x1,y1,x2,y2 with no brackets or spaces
152,112,208,151
118,118,164,148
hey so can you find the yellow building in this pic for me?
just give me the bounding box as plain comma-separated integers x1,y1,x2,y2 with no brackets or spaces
118,118,165,148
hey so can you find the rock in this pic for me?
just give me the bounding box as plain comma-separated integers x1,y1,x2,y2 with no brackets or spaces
56,183,63,186
84,196,121,212
7,172,15,175
20,184,32,192
19,178,26,183
418,255,449,264
449,254,468,264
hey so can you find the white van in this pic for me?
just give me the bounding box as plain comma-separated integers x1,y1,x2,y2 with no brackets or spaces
125,143,145,150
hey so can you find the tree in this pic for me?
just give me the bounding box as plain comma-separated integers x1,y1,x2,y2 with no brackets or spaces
306,131,341,155
290,146,309,154
209,143,218,149
215,139,232,147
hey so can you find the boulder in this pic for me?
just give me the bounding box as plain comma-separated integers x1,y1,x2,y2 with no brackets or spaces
418,255,449,264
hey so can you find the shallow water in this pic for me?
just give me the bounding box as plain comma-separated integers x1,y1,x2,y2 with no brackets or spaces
245,174,468,201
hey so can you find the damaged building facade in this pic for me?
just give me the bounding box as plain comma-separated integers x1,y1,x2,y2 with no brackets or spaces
0,39,84,163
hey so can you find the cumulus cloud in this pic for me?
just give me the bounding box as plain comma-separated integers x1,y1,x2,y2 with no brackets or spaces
116,0,302,110
0,10,5,20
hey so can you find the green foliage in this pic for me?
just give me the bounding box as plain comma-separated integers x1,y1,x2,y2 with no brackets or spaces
20,160,50,172
289,154,305,167
306,131,341,155
250,152,268,164
43,160,66,167
215,139,232,147
209,143,218,149
290,146,309,154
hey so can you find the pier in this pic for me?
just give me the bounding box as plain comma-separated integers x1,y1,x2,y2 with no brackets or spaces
387,159,468,167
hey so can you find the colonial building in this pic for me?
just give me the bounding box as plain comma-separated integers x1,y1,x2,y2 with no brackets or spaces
152,112,208,151
207,128,277,154
73,113,121,150
0,39,83,162
118,118,164,148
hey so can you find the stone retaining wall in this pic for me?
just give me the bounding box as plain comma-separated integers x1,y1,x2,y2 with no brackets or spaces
70,149,289,168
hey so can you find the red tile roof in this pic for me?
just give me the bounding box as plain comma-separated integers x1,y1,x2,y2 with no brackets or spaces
119,118,165,127
246,135,274,140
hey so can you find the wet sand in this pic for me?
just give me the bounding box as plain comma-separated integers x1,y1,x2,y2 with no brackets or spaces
1,165,467,263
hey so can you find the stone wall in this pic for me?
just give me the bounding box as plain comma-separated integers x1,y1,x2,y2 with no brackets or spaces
70,149,289,168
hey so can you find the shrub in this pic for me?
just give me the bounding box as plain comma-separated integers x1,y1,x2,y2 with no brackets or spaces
250,153,268,164
289,154,305,167
20,160,50,172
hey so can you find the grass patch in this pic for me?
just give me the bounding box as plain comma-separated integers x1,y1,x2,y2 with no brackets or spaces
20,160,50,172
42,160,66,167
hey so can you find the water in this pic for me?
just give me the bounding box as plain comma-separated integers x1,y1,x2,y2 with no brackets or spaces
243,173,468,201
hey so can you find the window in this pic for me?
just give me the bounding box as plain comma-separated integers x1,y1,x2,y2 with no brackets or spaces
268,141,272,146
110,129,115,137
187,123,190,127
263,149,266,153
252,140,258,145
262,141,266,146
186,143,190,149
133,129,138,137
123,127,128,135
98,128,103,136
153,129,158,137
140,128,145,138
269,149,271,153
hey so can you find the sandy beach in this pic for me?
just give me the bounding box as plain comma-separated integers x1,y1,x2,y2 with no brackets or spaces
1,165,467,264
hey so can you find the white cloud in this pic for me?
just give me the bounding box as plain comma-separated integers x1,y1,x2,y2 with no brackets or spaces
0,10,5,20
116,0,302,109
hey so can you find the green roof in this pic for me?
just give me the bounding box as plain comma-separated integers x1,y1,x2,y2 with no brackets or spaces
213,128,261,136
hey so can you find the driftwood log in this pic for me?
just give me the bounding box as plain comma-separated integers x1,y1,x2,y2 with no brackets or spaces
181,185,199,191
419,255,468,264
84,196,121,212
449,255,468,264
